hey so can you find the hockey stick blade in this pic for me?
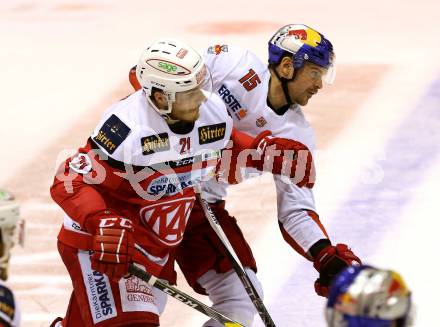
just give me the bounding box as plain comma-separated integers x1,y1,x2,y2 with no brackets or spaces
196,193,277,327
128,264,244,327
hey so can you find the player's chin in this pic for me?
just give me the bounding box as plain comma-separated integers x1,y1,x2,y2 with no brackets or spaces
181,109,200,122
297,96,310,106
300,92,317,106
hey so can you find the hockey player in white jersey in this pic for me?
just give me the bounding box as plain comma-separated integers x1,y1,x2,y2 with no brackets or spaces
0,189,22,327
50,38,315,327
128,25,361,327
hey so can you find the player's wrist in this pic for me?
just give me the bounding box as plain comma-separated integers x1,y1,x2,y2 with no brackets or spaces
308,238,332,260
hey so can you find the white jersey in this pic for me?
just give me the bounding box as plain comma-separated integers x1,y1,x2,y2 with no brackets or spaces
0,280,20,326
91,90,232,169
201,45,326,252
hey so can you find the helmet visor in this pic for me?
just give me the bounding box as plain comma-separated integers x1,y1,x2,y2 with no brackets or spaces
323,52,336,84
171,64,213,110
307,52,336,85
324,64,336,85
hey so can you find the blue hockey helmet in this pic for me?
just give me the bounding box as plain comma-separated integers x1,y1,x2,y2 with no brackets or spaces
326,265,413,327
268,24,336,84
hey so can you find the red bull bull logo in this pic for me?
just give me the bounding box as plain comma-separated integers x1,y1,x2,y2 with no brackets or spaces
288,29,307,40
288,27,321,47
208,44,228,55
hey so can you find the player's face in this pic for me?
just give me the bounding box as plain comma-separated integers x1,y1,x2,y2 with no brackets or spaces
170,88,206,122
288,62,327,106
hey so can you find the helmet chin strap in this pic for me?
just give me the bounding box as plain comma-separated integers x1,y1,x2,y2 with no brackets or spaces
165,99,182,124
165,115,180,125
271,65,299,107
145,90,181,124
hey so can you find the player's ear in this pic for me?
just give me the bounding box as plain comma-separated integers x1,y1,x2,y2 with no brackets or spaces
151,89,167,109
278,56,294,79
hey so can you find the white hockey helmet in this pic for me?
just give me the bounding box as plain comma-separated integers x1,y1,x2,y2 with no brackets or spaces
136,38,211,118
0,189,23,280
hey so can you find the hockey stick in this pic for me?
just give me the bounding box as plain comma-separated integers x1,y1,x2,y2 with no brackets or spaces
128,264,244,327
195,192,277,327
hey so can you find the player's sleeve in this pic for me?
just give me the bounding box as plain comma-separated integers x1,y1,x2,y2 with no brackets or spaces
50,141,125,228
273,174,329,260
202,45,247,90
229,128,256,149
50,111,132,228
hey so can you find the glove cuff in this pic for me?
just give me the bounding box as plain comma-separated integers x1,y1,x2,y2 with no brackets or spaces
84,209,122,233
309,239,331,259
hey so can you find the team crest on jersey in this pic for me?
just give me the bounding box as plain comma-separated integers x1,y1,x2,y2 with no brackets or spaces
69,153,92,174
93,114,131,154
256,116,267,127
141,133,170,155
207,44,228,55
198,122,226,144
139,197,195,246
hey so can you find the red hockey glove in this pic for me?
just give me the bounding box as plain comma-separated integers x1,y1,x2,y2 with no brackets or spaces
313,243,361,297
85,210,135,281
251,131,315,187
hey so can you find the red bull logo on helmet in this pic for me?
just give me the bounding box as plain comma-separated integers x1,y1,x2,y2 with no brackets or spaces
288,29,307,40
288,26,322,48
388,271,410,296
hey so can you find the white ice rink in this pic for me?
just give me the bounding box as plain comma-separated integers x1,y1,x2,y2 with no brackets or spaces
1,0,440,326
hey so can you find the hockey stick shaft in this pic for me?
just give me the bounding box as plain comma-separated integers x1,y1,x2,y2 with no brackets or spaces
196,193,277,327
128,264,244,327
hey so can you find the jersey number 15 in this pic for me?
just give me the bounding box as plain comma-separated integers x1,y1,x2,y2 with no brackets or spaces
239,69,261,91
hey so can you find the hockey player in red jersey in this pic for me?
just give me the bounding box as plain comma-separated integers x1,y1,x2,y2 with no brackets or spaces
127,24,362,327
50,38,316,327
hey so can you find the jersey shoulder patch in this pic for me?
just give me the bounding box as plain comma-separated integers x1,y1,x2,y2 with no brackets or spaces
93,114,131,154
203,45,244,67
0,283,16,324
207,44,229,55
